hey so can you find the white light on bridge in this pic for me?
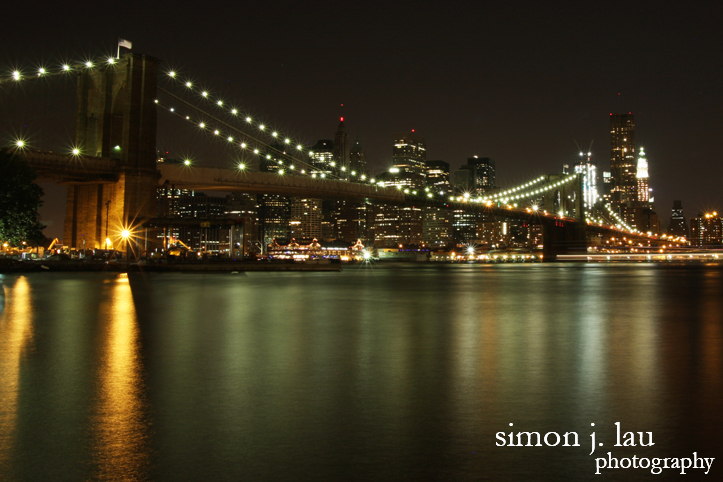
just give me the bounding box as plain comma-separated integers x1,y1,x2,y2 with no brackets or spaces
202,91,208,97
217,100,223,106
184,159,191,166
245,117,252,123
213,130,220,135
38,67,47,75
227,136,233,142
185,81,192,87
199,122,205,128
15,140,25,148
296,145,302,150
62,64,70,71
168,71,176,77
253,149,259,154
107,58,115,64
278,169,285,175
71,148,80,155
259,124,265,130
240,142,246,148
12,71,20,80
272,132,278,137
284,138,290,144
238,163,245,170
231,109,237,115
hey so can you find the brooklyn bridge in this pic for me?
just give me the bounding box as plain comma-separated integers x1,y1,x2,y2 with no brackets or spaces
5,53,675,260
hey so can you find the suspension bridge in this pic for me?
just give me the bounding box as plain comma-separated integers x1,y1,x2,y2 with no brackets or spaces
2,52,678,259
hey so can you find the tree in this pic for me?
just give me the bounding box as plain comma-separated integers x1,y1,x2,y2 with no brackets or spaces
0,149,46,246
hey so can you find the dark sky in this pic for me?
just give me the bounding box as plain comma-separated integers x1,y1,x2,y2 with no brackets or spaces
2,2,722,238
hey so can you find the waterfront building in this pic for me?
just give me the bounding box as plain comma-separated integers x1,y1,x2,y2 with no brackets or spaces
422,206,452,247
290,198,322,241
258,195,291,247
371,204,423,247
690,212,722,247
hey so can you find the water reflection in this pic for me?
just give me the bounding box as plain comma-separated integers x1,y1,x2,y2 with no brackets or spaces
0,277,34,470
90,273,150,480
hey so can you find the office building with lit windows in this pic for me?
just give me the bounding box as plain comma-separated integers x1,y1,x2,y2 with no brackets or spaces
690,212,722,247
669,200,688,238
424,160,451,195
390,131,426,188
466,157,496,194
610,113,636,206
573,151,598,210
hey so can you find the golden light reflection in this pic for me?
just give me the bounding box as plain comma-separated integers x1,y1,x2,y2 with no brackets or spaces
91,273,149,479
0,277,35,468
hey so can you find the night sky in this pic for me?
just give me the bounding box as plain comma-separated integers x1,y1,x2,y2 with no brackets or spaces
2,2,721,238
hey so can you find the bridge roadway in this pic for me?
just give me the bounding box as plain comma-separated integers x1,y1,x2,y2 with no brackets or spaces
157,163,406,204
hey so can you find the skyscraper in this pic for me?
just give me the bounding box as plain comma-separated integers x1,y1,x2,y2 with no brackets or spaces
466,157,496,194
573,151,598,209
391,131,427,188
669,200,688,238
333,118,349,175
424,160,451,195
690,212,722,247
349,135,368,179
610,113,636,205
636,147,650,203
310,139,335,177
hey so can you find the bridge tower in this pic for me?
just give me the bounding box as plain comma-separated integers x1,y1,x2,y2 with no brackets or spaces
540,173,587,259
64,53,160,251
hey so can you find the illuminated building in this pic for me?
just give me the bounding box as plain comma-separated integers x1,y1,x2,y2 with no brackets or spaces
371,204,423,247
636,147,650,203
322,200,372,243
690,212,722,247
258,195,290,247
601,171,613,203
258,154,291,246
467,156,496,194
424,160,451,195
573,151,598,209
452,208,478,244
669,200,688,238
310,140,335,176
391,130,426,188
609,113,637,206
423,207,452,247
290,198,322,240
155,188,230,253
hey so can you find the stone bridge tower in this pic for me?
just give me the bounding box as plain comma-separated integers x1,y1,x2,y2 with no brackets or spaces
64,53,160,251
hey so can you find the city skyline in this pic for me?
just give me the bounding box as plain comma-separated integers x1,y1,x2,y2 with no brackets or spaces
1,3,721,237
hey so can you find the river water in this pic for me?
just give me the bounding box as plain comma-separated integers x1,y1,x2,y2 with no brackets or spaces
0,263,721,481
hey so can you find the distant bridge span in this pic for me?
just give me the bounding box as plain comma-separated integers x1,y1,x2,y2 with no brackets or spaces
157,163,405,204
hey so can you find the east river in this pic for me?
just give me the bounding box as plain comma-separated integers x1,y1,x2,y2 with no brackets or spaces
0,263,722,481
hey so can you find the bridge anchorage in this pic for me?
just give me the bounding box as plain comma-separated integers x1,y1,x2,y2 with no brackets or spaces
7,52,674,260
